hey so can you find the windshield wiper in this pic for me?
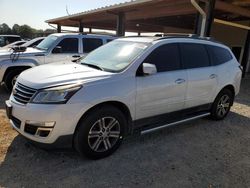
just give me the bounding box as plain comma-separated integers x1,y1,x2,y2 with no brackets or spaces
81,62,104,71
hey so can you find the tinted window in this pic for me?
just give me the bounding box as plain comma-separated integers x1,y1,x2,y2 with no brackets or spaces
7,37,21,43
83,38,103,53
144,43,181,72
206,45,233,65
0,37,4,46
32,39,43,46
180,43,210,69
56,38,78,53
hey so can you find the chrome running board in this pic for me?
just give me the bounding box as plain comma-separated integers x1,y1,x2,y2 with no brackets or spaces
141,112,210,135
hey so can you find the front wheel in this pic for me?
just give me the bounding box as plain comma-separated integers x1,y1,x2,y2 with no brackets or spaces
210,89,234,120
74,105,126,159
4,69,25,91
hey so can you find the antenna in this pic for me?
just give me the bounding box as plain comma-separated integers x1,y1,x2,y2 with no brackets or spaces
66,5,70,16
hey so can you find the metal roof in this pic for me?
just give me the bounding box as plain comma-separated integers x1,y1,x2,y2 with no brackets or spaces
46,0,250,33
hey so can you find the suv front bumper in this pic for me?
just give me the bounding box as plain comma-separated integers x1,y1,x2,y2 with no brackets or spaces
5,97,91,148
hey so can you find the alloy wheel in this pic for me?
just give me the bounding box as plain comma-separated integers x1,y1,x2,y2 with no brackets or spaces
88,117,121,152
11,75,18,87
216,94,231,117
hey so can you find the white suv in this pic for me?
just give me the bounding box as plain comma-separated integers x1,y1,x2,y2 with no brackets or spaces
0,33,115,91
5,35,242,159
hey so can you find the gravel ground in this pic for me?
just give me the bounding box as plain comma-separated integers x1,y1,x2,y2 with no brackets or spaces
0,77,249,188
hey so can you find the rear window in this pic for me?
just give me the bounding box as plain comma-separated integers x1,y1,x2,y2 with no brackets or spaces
206,45,233,65
180,43,210,69
83,38,103,53
7,37,21,43
0,37,5,46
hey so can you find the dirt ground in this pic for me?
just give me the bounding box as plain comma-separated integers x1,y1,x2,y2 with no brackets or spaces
0,78,250,188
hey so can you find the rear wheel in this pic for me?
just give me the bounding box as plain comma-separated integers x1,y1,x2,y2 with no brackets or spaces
74,105,126,159
210,89,234,120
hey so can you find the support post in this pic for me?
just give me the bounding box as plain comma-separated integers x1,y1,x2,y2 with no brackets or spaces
89,28,92,33
79,21,84,33
194,0,216,37
57,24,61,33
116,12,125,36
206,0,216,36
241,30,250,78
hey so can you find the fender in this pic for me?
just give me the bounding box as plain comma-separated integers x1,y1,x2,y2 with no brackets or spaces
0,58,39,82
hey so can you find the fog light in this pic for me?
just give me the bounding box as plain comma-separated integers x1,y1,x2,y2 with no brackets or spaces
25,120,55,127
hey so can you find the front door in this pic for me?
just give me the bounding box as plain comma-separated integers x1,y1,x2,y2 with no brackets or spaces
46,37,80,64
135,43,187,120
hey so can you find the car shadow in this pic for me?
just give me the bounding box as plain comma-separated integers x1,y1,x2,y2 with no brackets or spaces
0,85,9,109
235,76,250,107
0,111,250,187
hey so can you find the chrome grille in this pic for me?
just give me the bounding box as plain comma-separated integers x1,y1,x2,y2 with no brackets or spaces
13,83,37,104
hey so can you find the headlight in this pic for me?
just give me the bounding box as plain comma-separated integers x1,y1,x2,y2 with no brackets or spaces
31,84,82,104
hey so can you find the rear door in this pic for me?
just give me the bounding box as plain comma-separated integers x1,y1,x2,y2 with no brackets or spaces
180,43,217,108
82,37,103,55
136,43,187,120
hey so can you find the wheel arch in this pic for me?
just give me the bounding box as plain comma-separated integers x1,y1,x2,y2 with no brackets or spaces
3,65,32,83
218,84,236,105
74,101,133,137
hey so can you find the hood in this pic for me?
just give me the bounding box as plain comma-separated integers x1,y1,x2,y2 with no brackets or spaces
0,47,44,59
17,62,113,89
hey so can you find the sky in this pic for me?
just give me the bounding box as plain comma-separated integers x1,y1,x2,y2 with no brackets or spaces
0,0,127,30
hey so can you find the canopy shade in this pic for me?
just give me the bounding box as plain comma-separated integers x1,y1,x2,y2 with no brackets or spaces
46,0,250,33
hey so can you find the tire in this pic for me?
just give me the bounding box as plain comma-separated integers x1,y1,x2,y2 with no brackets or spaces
210,89,234,120
4,68,25,91
74,105,126,160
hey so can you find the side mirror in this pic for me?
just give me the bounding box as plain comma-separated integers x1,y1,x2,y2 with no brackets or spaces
142,63,157,75
52,46,62,53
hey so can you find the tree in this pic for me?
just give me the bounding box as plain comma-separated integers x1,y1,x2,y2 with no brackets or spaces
12,24,20,35
0,23,12,34
18,25,34,39
0,22,57,38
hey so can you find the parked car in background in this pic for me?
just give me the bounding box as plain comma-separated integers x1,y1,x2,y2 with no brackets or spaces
5,35,242,159
0,33,116,91
0,37,45,52
21,37,45,48
0,35,22,47
1,41,27,49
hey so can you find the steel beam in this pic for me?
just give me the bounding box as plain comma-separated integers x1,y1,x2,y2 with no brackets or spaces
57,24,61,33
242,30,250,78
79,21,84,33
116,12,126,36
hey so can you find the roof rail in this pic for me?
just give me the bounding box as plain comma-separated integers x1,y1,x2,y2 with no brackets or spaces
155,33,216,42
155,33,199,38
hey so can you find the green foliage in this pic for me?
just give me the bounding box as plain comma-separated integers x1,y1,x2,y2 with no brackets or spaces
0,23,12,34
0,23,56,39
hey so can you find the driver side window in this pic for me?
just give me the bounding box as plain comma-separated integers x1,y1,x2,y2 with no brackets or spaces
54,38,78,53
144,43,181,72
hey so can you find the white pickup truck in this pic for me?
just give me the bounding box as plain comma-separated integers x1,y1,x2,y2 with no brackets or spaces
0,33,115,91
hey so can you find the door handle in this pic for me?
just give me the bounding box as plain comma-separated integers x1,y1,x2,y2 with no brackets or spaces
72,55,81,58
175,78,186,84
209,74,217,79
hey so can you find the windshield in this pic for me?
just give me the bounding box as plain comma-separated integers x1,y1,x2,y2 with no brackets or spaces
80,40,149,72
36,35,58,51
